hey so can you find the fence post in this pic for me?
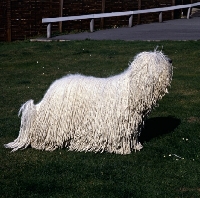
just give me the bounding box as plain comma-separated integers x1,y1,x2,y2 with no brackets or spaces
90,19,94,32
172,0,175,19
159,12,162,22
6,0,11,42
129,15,133,27
47,23,51,38
59,0,63,32
187,7,191,19
137,0,141,24
101,0,105,28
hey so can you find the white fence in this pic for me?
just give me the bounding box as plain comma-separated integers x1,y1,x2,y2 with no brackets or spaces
42,2,200,38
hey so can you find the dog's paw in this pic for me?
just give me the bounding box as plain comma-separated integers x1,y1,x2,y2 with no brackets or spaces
134,142,143,151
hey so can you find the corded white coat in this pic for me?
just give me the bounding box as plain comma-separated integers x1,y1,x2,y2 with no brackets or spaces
5,51,173,154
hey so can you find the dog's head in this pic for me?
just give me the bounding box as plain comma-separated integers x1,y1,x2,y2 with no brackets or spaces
131,51,172,71
128,51,173,102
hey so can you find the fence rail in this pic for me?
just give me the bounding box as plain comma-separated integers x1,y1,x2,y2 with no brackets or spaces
43,2,200,38
1,0,199,41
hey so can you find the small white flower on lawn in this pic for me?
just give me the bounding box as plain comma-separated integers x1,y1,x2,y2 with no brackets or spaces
169,154,171,156
37,61,38,63
186,138,188,141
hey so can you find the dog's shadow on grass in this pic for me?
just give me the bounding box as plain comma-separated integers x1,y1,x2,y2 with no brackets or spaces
139,116,181,143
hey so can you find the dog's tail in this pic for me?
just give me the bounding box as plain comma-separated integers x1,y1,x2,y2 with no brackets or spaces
4,100,36,152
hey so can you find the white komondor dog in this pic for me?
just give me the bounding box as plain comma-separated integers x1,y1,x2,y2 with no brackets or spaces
5,51,173,154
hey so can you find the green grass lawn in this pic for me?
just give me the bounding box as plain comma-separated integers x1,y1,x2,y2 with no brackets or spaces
0,40,200,198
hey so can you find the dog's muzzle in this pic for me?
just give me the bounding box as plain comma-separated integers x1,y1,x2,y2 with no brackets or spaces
168,59,172,64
